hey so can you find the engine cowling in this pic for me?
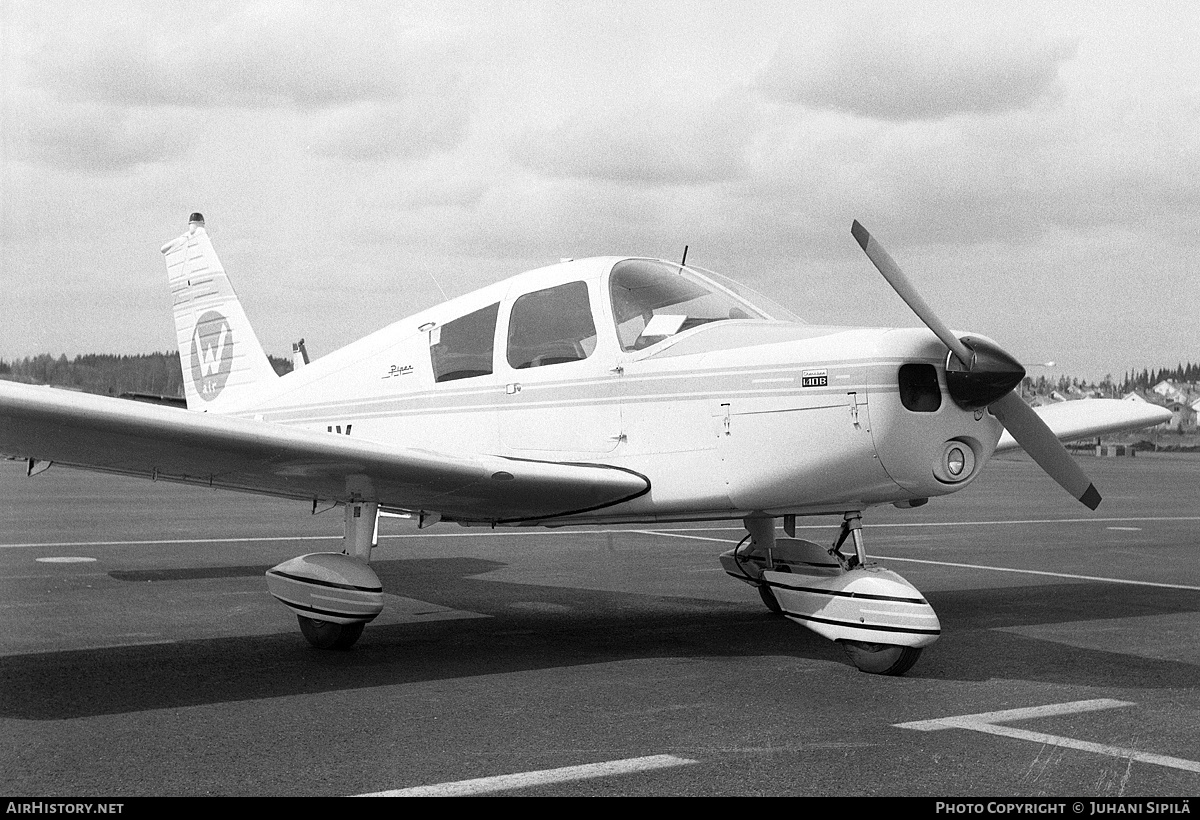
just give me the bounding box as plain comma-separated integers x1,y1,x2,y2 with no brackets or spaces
265,552,384,625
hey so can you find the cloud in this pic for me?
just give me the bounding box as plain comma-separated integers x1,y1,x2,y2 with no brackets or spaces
28,1,463,110
759,22,1077,121
10,2,475,170
509,92,761,186
308,97,470,162
723,71,1200,255
380,159,491,210
7,92,199,172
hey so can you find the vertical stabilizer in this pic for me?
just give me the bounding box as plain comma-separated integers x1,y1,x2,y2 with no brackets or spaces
161,214,278,412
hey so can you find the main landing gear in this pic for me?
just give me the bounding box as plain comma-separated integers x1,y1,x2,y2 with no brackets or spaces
719,512,940,676
265,502,384,650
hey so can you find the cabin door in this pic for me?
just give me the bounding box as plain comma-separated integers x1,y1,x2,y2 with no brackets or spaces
498,279,623,454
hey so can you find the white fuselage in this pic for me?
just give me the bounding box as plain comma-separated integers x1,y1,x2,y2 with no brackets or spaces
227,257,1004,524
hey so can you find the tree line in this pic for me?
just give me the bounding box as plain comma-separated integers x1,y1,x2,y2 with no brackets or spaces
1020,362,1197,398
0,352,292,397
1121,363,1199,390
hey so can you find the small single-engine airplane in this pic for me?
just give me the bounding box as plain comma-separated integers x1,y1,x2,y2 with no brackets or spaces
0,215,1169,675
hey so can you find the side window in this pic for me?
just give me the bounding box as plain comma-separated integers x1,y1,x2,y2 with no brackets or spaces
507,282,597,369
430,303,499,383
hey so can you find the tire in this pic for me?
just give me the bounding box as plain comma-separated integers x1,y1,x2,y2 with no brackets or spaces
841,641,922,676
758,583,784,616
298,615,365,650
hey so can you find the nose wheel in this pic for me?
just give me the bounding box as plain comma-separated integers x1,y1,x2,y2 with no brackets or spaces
758,583,783,616
723,512,939,675
840,641,922,676
298,615,365,650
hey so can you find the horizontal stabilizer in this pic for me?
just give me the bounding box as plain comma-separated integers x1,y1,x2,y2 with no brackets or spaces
994,399,1172,453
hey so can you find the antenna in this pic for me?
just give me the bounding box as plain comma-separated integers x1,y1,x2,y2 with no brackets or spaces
427,271,448,301
680,245,689,267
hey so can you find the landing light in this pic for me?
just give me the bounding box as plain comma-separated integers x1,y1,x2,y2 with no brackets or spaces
934,440,976,483
947,446,966,476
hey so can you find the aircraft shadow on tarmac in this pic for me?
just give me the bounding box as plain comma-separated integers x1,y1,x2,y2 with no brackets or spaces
919,582,1200,688
1,557,1197,720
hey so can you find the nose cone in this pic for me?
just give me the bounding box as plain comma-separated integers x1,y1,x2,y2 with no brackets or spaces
945,336,1026,410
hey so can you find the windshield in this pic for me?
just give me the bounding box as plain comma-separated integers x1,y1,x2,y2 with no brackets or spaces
687,265,802,325
609,259,795,351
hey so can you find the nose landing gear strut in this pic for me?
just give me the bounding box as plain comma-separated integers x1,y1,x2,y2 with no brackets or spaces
719,512,940,676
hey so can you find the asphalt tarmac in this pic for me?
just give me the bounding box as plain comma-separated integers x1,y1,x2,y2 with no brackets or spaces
1,454,1198,797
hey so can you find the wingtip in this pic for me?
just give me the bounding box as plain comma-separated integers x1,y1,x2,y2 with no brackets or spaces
850,220,870,250
1080,483,1102,510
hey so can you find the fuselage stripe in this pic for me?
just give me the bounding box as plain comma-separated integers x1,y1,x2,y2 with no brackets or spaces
784,613,941,635
243,358,914,424
271,597,375,622
766,581,927,604
265,569,382,593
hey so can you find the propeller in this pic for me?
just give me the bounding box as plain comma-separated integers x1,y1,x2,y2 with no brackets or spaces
850,220,1101,510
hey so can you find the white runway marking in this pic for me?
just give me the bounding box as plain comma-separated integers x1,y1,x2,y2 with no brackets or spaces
355,754,698,796
631,530,732,544
34,556,97,563
2,535,340,549
4,515,1199,550
7,522,1193,590
898,698,1133,728
650,518,1200,531
870,517,1200,528
639,531,1200,592
874,556,1200,592
896,700,1200,774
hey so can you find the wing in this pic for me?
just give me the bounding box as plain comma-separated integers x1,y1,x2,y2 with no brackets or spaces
994,398,1171,453
0,380,649,524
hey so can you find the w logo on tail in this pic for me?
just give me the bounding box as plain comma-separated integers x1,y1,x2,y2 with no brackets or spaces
190,311,234,401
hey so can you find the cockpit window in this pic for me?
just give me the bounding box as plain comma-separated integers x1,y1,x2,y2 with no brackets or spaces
430,303,499,383
609,259,770,351
507,281,597,369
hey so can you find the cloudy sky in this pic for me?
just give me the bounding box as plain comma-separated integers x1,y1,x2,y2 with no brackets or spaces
2,0,1197,382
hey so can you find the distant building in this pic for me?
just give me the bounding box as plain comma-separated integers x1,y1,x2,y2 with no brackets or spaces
1164,399,1198,432
1122,389,1180,430
1152,380,1188,403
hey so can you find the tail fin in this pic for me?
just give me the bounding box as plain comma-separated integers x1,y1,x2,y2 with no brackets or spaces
161,213,278,412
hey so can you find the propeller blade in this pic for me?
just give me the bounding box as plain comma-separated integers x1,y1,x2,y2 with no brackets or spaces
850,219,1101,510
851,220,975,367
989,391,1102,510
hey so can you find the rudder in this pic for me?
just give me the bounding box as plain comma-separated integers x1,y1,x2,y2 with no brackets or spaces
161,213,278,412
